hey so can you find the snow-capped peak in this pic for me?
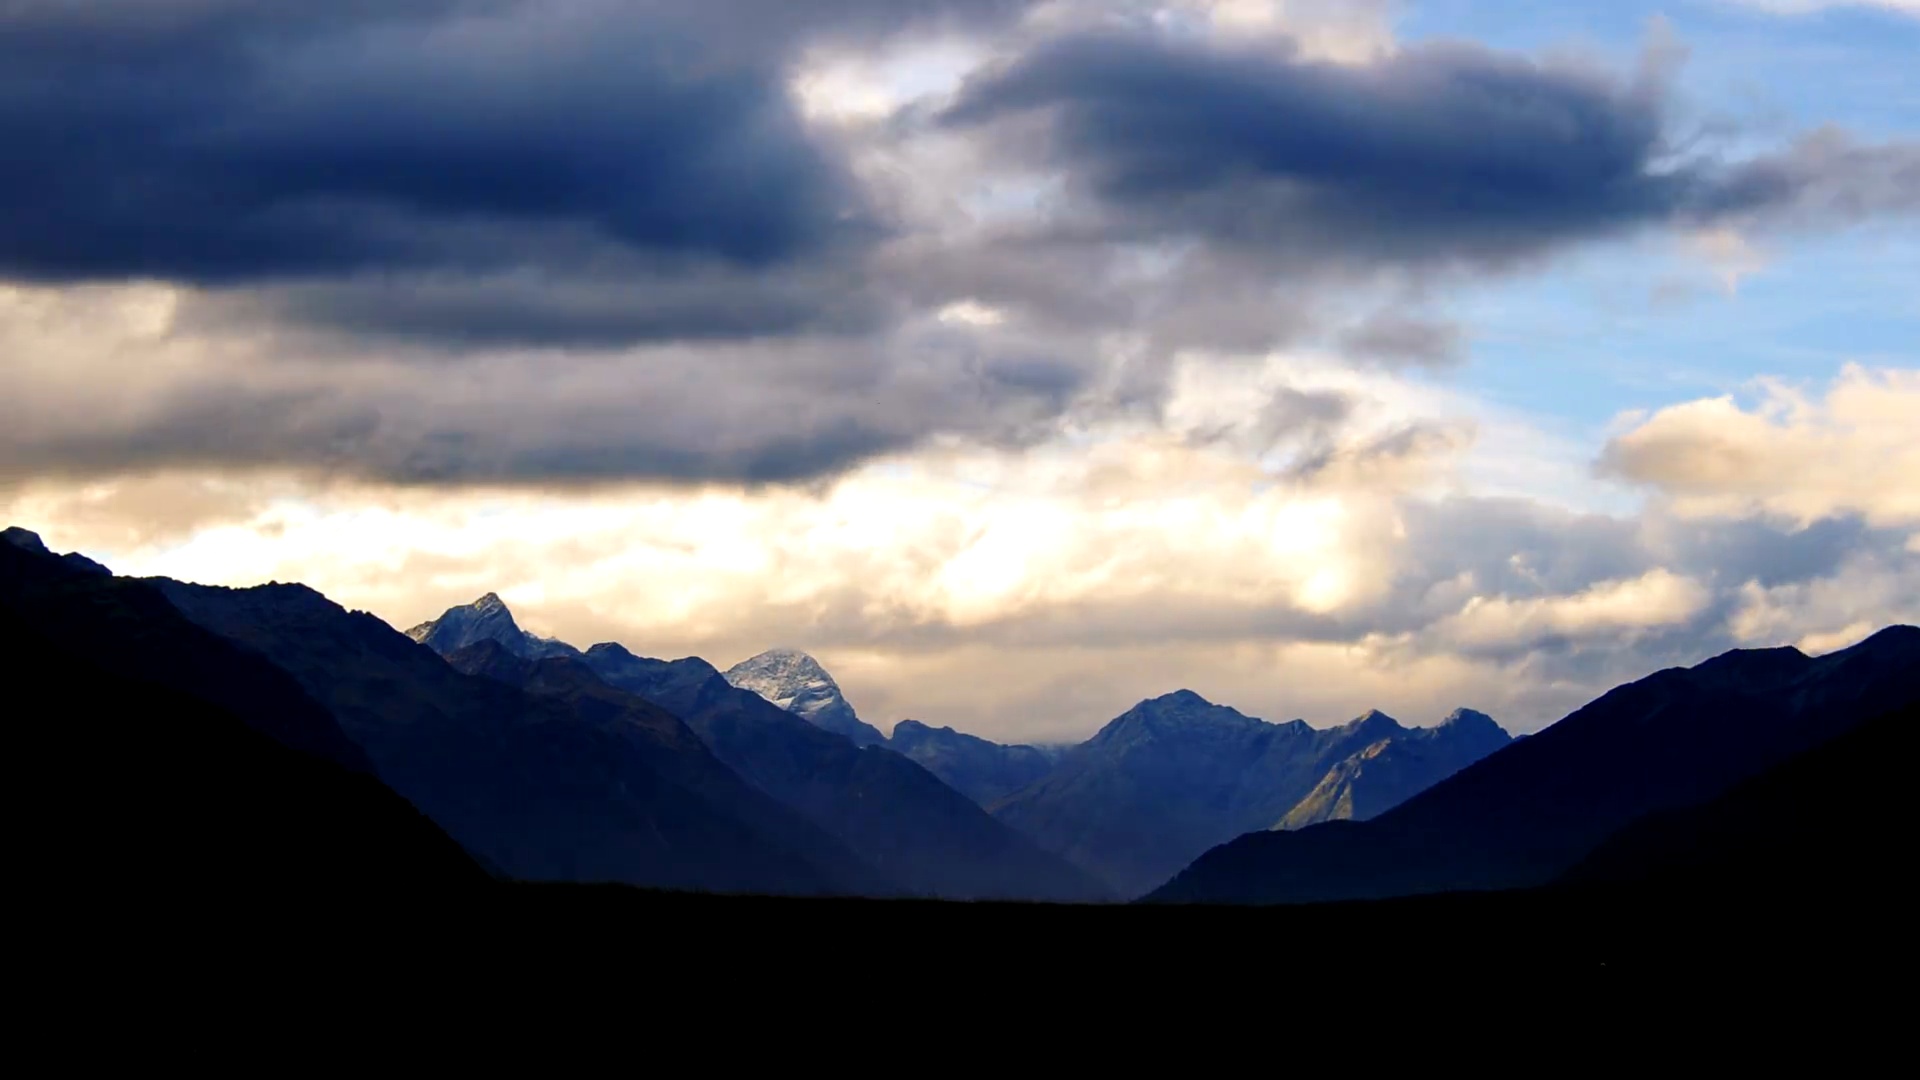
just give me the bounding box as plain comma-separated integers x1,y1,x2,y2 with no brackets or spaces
723,648,887,747
406,592,579,661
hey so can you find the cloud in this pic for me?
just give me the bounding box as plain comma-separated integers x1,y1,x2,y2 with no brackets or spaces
0,281,1107,487
1434,568,1713,653
0,4,872,278
1336,314,1467,369
1599,365,1920,530
1725,1,1920,16
2,2,1914,743
13,345,1912,739
0,1,1042,348
940,29,1920,272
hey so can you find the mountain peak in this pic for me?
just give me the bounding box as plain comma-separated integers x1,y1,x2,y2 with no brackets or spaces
407,591,578,661
1349,708,1403,734
1850,624,1919,654
2,526,114,577
734,647,832,679
1439,707,1501,732
2,526,48,554
1154,689,1213,708
724,648,886,747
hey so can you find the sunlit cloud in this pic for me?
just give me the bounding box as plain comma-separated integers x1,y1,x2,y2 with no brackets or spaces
2,1,1915,745
1601,365,1920,531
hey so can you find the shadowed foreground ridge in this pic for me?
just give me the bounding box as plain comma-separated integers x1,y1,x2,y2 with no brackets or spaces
1148,627,1920,905
0,529,487,894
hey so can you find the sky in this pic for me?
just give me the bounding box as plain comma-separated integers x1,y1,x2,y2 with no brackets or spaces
2,0,1916,741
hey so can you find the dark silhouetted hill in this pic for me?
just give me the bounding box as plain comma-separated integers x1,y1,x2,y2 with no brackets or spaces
1,528,486,896
1148,627,1920,905
1562,699,1915,895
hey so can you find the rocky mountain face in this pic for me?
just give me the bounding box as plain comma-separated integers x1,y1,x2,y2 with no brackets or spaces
1148,626,1920,905
723,648,887,747
1,529,487,897
583,642,1110,902
888,720,1059,807
406,593,580,661
157,580,880,897
989,692,1508,897
1274,708,1511,829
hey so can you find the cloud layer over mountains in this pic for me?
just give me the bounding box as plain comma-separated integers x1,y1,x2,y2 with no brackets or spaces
3,0,1915,739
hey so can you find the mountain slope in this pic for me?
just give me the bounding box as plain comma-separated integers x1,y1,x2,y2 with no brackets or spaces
991,692,1508,898
156,579,879,897
1275,708,1511,829
1561,699,1916,894
888,720,1058,807
723,648,887,747
407,593,581,660
1148,627,1920,905
581,642,1111,902
1,529,487,896
446,639,897,897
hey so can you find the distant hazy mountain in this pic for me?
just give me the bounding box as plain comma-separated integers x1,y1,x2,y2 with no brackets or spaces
1148,627,1920,905
991,691,1510,897
407,592,581,660
158,580,881,897
1,528,486,896
582,642,1110,902
888,720,1059,807
1275,708,1511,829
724,648,887,747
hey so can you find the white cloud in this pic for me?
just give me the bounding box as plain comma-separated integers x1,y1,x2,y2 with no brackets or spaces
1601,364,1920,530
1726,548,1920,653
1435,569,1713,651
1725,1,1920,15
789,36,987,123
1685,228,1771,296
936,299,1008,326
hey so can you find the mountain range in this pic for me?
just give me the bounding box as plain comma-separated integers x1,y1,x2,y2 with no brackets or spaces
987,694,1512,896
1149,624,1919,904
407,593,1514,897
8,522,1916,941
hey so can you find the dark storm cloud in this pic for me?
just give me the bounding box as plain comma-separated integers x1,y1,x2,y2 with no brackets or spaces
0,302,1105,488
941,32,1920,269
1338,315,1467,369
210,264,889,348
0,1,873,288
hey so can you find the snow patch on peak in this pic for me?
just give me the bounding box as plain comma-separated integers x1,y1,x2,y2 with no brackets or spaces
723,648,887,747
